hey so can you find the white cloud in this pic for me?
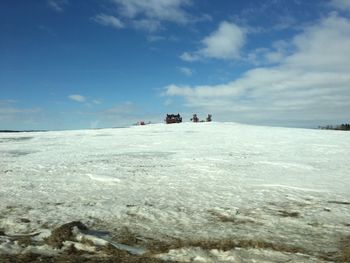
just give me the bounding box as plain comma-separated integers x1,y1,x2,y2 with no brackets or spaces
92,14,124,29
200,21,246,59
330,0,350,10
180,52,200,62
92,100,102,105
163,99,172,106
95,0,209,32
147,35,179,42
147,35,166,42
131,18,161,32
111,0,192,24
181,21,246,61
247,41,292,66
47,0,68,12
166,14,350,126
68,94,86,102
178,67,193,76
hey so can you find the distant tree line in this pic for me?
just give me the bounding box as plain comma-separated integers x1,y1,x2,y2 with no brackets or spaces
318,124,350,131
0,130,47,133
0,130,21,133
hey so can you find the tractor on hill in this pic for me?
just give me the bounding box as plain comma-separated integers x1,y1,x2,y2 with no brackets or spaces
165,113,182,124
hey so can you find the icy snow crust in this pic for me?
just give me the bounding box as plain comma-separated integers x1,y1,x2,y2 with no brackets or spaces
1,122,349,262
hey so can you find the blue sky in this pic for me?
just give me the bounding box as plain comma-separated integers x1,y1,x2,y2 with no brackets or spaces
1,0,350,130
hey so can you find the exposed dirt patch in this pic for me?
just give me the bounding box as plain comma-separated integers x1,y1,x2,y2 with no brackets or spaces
209,211,237,223
19,218,30,223
277,210,300,218
341,245,350,262
207,209,254,224
0,222,174,262
338,236,350,262
0,137,33,143
1,150,35,157
17,236,32,246
316,236,350,262
308,222,322,227
0,253,42,263
328,201,350,205
113,227,140,246
2,219,348,262
0,252,171,263
147,237,308,255
148,237,350,262
99,244,169,262
44,221,88,248
216,215,237,223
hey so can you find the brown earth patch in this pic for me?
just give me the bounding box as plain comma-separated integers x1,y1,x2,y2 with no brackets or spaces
0,252,172,263
277,210,300,217
341,245,350,262
17,236,32,246
208,210,255,224
113,227,140,246
148,238,350,262
147,237,308,255
19,218,30,223
44,221,88,248
338,236,350,262
328,201,350,205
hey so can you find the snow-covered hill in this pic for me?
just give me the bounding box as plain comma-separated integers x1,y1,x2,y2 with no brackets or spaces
1,122,349,262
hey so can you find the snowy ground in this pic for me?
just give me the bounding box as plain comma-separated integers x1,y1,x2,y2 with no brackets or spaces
0,122,350,262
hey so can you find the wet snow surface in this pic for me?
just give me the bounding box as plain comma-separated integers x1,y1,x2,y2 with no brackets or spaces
1,122,350,262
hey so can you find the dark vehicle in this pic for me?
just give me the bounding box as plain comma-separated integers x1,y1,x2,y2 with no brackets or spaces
165,113,182,124
191,114,199,122
206,114,212,122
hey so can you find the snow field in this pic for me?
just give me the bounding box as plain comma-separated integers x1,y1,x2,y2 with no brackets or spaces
0,122,349,262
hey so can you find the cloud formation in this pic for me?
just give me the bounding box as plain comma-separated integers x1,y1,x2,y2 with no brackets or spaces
68,94,86,102
92,100,102,105
178,67,193,76
93,0,208,32
166,14,350,126
92,14,124,29
112,0,192,24
331,0,350,11
181,21,246,61
47,0,68,12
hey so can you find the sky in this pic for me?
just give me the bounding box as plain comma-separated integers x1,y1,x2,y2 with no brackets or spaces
1,0,350,130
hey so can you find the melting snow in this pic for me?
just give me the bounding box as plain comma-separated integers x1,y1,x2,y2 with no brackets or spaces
0,122,349,262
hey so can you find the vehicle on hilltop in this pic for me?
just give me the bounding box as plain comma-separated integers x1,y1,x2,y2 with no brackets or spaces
165,114,182,124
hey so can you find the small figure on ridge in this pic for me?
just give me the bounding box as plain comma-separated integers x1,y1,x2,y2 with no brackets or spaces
206,114,212,122
191,114,199,122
